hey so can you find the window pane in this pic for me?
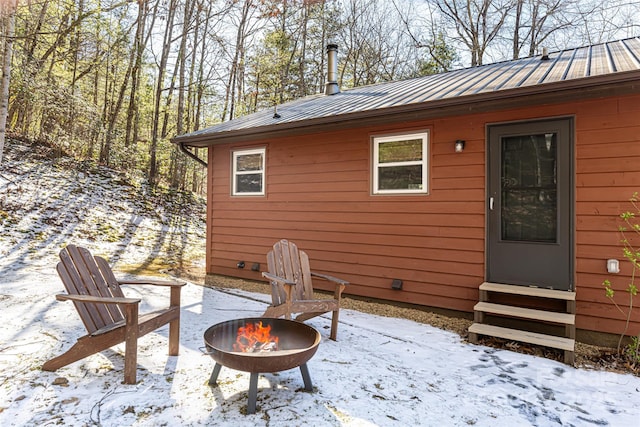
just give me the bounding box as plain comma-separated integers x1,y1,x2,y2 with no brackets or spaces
501,133,557,242
378,139,422,163
378,165,423,190
236,153,263,172
236,173,263,193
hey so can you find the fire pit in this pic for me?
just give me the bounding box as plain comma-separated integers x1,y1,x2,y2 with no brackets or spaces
203,317,321,414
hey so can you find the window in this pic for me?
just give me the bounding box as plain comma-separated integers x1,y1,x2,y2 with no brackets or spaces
232,148,265,196
373,132,429,194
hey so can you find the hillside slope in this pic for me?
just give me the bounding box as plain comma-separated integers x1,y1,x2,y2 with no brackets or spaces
0,139,206,277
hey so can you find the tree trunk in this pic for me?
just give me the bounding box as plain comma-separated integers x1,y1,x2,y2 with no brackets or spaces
101,37,135,165
223,0,252,121
150,0,177,186
124,0,149,167
8,1,47,136
513,0,523,59
0,0,17,165
171,0,194,189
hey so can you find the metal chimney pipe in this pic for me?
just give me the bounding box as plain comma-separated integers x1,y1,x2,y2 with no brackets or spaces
325,44,340,95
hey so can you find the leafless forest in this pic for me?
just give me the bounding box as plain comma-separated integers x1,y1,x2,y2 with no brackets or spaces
0,0,637,193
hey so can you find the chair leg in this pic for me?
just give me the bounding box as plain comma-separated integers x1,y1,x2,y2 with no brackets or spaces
169,288,181,356
168,317,180,356
123,304,139,384
330,309,340,341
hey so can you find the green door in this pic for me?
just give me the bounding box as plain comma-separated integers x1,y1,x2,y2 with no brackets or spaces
487,118,574,290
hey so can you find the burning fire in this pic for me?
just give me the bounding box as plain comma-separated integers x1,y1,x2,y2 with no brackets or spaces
233,321,280,353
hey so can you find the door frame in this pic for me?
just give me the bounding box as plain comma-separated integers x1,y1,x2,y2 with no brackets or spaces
485,116,575,291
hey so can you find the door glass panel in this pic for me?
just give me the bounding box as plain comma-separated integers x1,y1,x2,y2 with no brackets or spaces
501,133,557,243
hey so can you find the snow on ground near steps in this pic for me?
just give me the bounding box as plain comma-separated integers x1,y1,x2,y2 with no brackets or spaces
1,252,639,426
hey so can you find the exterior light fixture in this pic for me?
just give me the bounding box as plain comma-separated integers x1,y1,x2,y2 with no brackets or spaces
607,259,620,274
455,140,465,153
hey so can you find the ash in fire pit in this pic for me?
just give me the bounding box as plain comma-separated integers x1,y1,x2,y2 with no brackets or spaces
204,318,321,414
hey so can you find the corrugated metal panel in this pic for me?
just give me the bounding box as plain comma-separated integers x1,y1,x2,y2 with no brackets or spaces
177,37,640,142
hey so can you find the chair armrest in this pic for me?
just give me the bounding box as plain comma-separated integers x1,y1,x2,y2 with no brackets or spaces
117,279,186,288
262,272,296,286
310,271,349,286
118,279,183,308
55,293,140,305
262,272,295,310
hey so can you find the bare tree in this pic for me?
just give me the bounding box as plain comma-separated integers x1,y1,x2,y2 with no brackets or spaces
392,0,459,74
337,0,425,86
570,0,640,45
150,0,177,185
125,0,157,165
222,0,261,121
0,0,17,165
170,0,196,189
510,0,582,59
433,0,516,66
101,5,139,165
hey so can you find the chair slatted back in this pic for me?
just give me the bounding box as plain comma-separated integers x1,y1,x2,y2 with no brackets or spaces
267,240,314,305
57,245,124,334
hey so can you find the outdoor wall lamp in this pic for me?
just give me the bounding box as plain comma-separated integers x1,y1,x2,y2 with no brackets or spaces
455,140,466,153
607,259,620,274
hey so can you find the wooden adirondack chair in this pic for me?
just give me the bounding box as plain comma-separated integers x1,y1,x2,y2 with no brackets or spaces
42,245,185,384
261,239,348,340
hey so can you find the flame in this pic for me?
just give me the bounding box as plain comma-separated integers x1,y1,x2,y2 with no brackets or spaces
233,321,279,353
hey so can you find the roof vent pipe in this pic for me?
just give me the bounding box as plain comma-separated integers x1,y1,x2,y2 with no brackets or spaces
325,44,340,95
541,47,550,60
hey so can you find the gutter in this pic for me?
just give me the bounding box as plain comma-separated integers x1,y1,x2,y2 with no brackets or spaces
178,140,208,167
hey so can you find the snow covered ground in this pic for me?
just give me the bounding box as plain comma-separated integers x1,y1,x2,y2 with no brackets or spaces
1,141,640,426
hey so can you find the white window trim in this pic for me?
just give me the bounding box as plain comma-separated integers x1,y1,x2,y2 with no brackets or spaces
373,131,429,195
232,147,265,196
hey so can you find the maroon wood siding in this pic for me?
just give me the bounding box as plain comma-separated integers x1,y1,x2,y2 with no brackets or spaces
574,94,640,336
206,92,640,337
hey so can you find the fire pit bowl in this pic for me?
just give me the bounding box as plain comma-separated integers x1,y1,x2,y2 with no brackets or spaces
203,318,321,414
204,317,321,372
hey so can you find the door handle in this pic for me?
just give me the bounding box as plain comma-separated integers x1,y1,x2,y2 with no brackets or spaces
490,197,494,210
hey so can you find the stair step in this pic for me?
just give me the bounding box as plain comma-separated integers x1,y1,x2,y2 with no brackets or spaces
468,323,575,351
480,282,575,301
474,302,575,325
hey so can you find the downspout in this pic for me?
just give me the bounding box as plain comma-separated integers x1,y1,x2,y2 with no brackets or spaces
179,141,208,167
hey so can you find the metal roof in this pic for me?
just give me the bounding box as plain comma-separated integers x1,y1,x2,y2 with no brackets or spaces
175,37,640,147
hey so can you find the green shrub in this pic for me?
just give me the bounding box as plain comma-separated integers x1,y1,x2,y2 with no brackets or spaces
603,192,640,363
